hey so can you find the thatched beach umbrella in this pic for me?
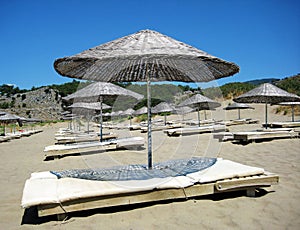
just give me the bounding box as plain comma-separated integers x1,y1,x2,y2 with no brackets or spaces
0,113,21,135
133,106,148,116
276,101,300,122
54,29,239,169
175,106,194,121
223,102,254,120
152,102,175,125
64,82,143,141
69,102,111,133
179,94,221,126
234,83,300,128
122,108,135,126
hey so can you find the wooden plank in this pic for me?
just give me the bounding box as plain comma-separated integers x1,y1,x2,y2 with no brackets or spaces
44,144,117,160
37,183,215,217
213,132,234,142
36,174,278,218
233,131,298,142
215,174,279,192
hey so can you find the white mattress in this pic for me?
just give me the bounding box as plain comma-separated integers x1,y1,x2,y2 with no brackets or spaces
21,158,264,208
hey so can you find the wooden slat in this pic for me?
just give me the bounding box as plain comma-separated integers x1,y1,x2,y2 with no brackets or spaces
37,174,278,218
234,131,298,142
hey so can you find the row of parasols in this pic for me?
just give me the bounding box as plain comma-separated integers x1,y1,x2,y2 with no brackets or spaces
63,81,300,136
0,112,41,135
38,29,300,168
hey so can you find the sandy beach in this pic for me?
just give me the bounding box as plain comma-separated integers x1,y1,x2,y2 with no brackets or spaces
0,103,299,229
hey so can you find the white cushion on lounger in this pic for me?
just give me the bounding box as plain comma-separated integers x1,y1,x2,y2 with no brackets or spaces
21,159,265,208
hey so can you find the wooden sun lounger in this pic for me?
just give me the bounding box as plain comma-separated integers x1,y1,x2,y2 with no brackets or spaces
55,134,117,144
217,119,259,126
164,125,228,137
140,124,182,133
0,136,12,143
263,121,300,128
233,130,299,143
44,137,145,160
183,119,216,126
213,132,234,142
35,173,278,220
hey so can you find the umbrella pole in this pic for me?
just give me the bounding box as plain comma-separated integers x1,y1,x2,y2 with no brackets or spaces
87,112,90,134
197,107,200,127
204,110,207,120
147,74,152,169
100,96,103,142
238,109,241,120
292,105,295,122
164,114,167,126
265,102,268,129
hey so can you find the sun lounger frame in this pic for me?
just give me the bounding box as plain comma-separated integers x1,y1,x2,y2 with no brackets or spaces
55,134,117,144
164,125,228,137
263,121,300,128
233,130,299,143
36,173,278,220
44,137,144,160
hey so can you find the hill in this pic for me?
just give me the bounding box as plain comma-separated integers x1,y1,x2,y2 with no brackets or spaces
0,74,299,120
245,78,280,85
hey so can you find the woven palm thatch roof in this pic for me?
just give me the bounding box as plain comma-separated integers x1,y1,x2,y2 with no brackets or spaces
122,108,135,116
179,94,221,110
133,107,148,115
175,106,194,115
0,113,21,122
63,82,143,101
234,83,300,104
152,102,175,113
54,29,239,83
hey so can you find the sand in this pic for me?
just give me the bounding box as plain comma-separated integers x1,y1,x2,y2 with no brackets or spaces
0,103,299,229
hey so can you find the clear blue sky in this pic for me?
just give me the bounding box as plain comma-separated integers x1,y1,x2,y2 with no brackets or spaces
1,0,299,89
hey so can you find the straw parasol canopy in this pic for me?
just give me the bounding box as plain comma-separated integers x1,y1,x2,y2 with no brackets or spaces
175,106,194,121
64,82,143,141
0,113,21,135
122,108,135,116
54,29,239,169
276,101,300,122
223,102,254,120
0,113,21,122
63,82,143,101
179,94,221,126
121,108,135,125
133,106,148,116
234,83,300,127
175,106,194,114
152,102,175,125
54,29,239,83
69,102,111,133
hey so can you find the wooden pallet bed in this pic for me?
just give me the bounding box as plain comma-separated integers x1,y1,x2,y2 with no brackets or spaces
43,136,144,160
55,133,117,144
21,158,279,220
37,173,278,220
232,130,299,143
164,125,227,137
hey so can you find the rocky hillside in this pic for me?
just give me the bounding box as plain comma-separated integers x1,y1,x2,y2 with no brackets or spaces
0,87,63,120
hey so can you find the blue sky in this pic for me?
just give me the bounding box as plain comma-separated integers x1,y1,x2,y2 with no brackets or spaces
0,0,299,89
